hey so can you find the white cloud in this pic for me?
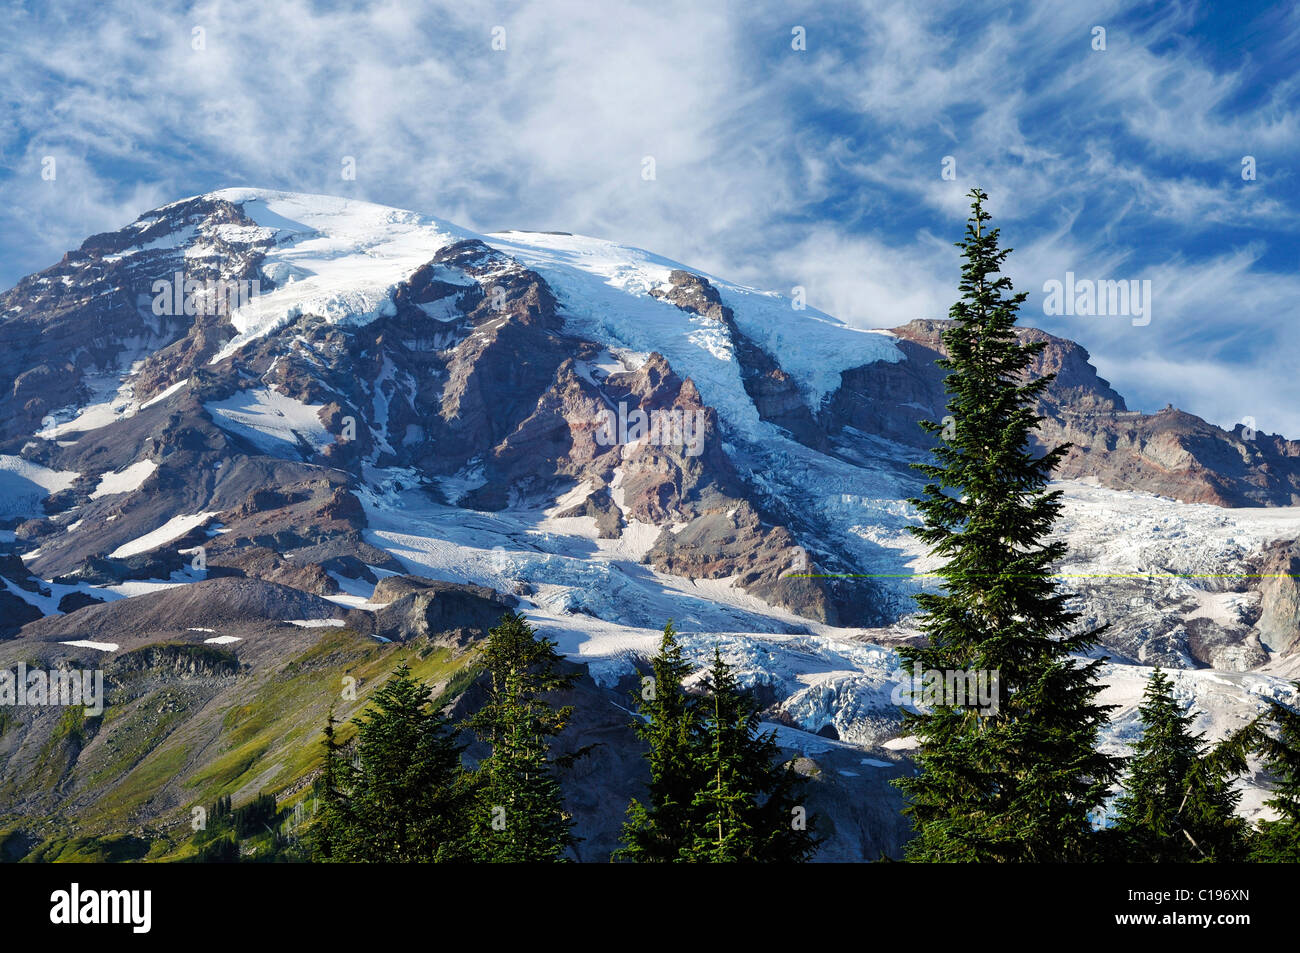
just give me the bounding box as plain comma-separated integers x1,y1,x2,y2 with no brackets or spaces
0,0,1295,437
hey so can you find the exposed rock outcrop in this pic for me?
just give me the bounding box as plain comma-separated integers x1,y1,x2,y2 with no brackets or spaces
831,318,1300,507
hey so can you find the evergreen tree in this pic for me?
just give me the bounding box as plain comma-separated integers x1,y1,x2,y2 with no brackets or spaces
348,662,469,861
616,620,707,862
203,793,234,829
1183,736,1250,862
312,709,346,861
687,649,758,862
314,665,470,862
469,612,579,862
232,792,279,839
1112,668,1247,862
895,188,1120,862
196,833,239,863
683,648,817,862
1251,683,1300,862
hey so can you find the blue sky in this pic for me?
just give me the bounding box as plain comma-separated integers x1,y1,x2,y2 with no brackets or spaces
2,0,1297,436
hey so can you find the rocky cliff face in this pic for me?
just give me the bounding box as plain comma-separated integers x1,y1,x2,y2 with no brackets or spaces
652,270,826,448
851,319,1300,507
0,196,276,448
1256,540,1300,656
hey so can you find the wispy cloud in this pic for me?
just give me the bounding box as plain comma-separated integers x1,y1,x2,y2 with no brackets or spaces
1,0,1296,434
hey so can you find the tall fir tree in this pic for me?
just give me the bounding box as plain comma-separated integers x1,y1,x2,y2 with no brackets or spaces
616,620,707,862
895,188,1120,862
312,708,346,861
316,663,471,862
1251,683,1300,862
344,662,471,861
1112,668,1248,862
469,611,579,862
682,648,817,862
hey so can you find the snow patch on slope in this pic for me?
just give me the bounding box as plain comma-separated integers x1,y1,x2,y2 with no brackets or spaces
0,456,79,517
36,371,140,439
205,387,332,457
109,512,219,559
60,640,119,652
90,459,157,499
140,378,189,409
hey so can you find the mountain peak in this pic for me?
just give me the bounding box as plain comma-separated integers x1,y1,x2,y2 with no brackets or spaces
3,190,1300,861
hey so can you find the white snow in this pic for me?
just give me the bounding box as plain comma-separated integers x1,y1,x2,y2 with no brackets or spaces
90,459,157,499
140,379,189,409
1057,482,1300,574
36,367,142,439
99,225,200,263
286,618,346,628
204,387,333,457
108,512,219,559
367,356,399,458
95,577,192,598
210,223,276,244
204,635,242,644
2,575,60,615
60,640,119,652
484,229,902,432
205,189,470,361
0,456,79,517
322,571,389,611
415,298,463,322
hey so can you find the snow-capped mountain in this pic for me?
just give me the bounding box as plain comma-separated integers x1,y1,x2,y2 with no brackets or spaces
2,189,1298,858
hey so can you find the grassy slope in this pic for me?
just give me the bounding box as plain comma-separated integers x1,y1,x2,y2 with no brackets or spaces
0,628,482,862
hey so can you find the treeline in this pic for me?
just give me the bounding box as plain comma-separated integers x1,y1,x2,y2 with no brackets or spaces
310,612,818,863
191,791,299,862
